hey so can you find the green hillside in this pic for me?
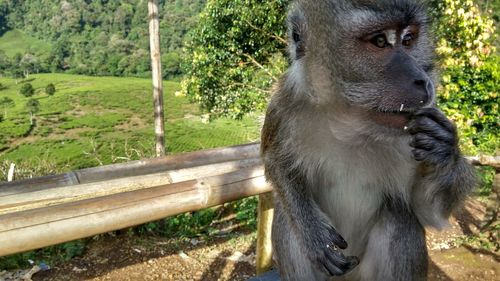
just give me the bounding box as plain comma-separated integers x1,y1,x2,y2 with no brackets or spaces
0,74,261,178
0,29,51,57
0,0,206,77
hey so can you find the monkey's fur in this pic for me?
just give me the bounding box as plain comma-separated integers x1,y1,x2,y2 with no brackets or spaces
260,1,476,280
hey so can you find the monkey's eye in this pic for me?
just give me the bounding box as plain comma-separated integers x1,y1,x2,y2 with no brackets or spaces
370,34,388,48
402,33,413,47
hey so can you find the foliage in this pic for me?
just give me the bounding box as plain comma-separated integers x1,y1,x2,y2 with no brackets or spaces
25,98,40,113
45,83,55,96
0,96,14,117
135,196,258,240
0,0,206,78
0,239,86,270
19,82,34,97
182,0,289,119
475,166,496,198
428,0,499,154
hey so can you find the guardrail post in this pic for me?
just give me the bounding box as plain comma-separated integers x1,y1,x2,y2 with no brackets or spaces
256,192,274,275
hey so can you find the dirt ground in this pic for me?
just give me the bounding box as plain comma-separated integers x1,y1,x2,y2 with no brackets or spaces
2,198,498,281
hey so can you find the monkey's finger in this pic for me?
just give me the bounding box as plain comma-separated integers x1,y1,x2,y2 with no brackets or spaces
412,147,451,166
345,256,360,271
414,108,456,134
320,261,344,276
407,117,455,144
410,133,436,151
326,226,348,249
323,251,356,276
412,148,429,162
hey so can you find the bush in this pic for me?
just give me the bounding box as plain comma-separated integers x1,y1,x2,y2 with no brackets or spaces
19,83,34,97
45,83,56,96
429,0,499,153
182,0,289,119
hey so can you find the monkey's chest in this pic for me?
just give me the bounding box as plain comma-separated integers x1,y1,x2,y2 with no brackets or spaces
313,158,415,255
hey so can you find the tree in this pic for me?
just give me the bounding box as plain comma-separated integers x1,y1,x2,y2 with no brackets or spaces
25,98,40,125
45,83,56,96
428,0,499,153
10,68,24,84
162,51,182,79
0,97,15,119
19,83,35,97
20,53,40,78
182,0,289,119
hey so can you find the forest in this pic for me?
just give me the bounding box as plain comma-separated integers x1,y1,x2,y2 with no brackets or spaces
0,0,205,78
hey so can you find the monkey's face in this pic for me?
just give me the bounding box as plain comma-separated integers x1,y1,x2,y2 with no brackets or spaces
288,1,436,130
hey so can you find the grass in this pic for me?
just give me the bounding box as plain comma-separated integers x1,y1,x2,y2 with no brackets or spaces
0,73,261,177
0,29,52,57
0,73,262,270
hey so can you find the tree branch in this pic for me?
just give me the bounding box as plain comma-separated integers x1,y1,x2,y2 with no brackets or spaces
242,53,278,82
244,20,288,45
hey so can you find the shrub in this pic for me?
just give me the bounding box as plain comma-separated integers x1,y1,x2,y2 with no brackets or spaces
46,83,56,96
19,83,34,97
429,0,499,153
182,0,289,119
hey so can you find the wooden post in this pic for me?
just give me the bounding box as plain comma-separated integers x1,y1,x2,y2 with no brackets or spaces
148,0,165,157
256,192,274,275
7,163,15,182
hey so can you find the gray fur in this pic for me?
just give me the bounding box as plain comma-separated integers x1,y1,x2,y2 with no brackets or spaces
261,1,476,280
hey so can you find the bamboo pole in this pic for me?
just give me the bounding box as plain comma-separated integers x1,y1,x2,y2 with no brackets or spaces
0,167,272,257
7,163,15,182
0,143,260,195
466,155,500,170
0,159,262,215
256,192,274,275
148,0,165,157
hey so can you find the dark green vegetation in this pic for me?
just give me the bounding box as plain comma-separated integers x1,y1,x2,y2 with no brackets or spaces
19,83,34,97
182,0,289,119
428,0,499,154
0,73,260,177
0,0,205,78
45,83,55,96
183,0,499,154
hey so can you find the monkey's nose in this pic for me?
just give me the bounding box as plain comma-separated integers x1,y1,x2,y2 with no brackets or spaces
413,79,432,105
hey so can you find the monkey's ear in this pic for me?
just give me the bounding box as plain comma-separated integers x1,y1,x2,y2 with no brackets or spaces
288,9,306,60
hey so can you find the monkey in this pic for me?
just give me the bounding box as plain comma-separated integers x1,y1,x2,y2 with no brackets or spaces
260,1,476,280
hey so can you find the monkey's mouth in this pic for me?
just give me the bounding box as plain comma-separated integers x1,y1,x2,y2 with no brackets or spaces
370,110,413,129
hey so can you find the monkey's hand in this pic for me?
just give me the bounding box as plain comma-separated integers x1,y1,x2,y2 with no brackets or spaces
407,108,459,167
407,108,476,228
302,217,359,276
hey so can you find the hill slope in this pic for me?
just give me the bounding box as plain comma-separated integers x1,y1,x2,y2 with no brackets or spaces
0,73,260,178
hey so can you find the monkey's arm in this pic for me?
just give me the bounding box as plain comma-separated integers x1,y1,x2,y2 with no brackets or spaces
408,108,476,229
263,154,359,276
261,106,358,276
